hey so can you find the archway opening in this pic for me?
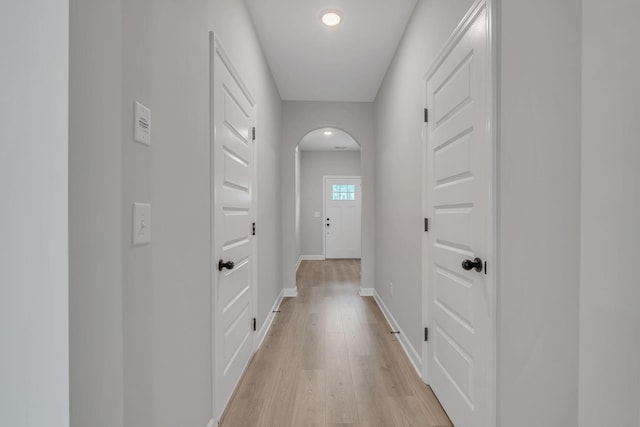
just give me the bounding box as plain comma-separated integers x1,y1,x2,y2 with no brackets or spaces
294,127,362,278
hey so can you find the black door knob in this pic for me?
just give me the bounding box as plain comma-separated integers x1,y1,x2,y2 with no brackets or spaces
461,257,483,272
218,259,235,272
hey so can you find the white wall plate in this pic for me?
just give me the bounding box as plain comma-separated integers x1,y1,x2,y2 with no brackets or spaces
134,101,151,145
132,203,151,245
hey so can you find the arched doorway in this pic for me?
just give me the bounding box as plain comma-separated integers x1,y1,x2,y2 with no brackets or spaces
295,127,362,269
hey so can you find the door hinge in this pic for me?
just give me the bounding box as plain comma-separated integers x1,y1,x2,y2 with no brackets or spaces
252,318,257,331
424,218,429,232
424,327,429,342
252,127,256,141
424,108,429,123
252,222,256,236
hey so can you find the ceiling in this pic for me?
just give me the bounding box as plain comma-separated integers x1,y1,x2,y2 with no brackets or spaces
298,128,360,151
245,0,418,102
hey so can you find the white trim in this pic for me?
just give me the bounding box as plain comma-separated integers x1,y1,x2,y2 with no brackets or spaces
206,418,216,427
251,109,259,358
300,254,325,261
296,255,325,273
297,255,325,274
359,287,375,297
373,291,422,377
255,290,284,350
488,0,498,423
283,287,298,298
421,47,430,384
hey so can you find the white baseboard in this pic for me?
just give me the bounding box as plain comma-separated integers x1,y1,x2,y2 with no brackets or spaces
359,287,375,297
206,418,216,427
256,290,284,350
283,287,298,297
373,291,423,376
296,255,325,273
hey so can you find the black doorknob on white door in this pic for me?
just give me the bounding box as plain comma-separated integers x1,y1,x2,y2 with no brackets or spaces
218,260,235,271
461,257,483,272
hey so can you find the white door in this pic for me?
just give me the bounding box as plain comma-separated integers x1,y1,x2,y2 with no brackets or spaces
211,34,256,420
325,177,361,259
424,2,493,427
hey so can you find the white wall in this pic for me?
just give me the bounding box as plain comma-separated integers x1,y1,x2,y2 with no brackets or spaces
69,0,124,425
121,1,282,426
498,1,581,425
281,102,375,290
0,1,69,426
579,1,640,425
70,0,282,425
374,0,475,365
300,151,361,256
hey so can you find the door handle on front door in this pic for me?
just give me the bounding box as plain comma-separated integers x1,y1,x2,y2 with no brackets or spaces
461,257,483,272
218,260,235,272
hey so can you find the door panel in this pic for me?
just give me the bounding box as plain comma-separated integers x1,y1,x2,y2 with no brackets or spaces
434,267,474,329
434,131,473,184
425,3,492,427
434,58,473,126
212,36,256,419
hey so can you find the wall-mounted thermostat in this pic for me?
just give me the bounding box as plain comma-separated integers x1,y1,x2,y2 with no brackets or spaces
134,101,151,145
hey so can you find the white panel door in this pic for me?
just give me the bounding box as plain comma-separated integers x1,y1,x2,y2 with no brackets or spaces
211,35,256,420
325,177,361,259
425,3,493,427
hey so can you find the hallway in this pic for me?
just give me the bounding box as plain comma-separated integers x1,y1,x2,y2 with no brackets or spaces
221,260,452,426
5,0,640,426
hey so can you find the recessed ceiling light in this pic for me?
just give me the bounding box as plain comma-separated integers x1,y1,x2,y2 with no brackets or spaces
323,130,333,136
321,10,342,27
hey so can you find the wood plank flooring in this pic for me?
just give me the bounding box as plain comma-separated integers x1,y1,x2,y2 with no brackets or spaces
220,259,453,427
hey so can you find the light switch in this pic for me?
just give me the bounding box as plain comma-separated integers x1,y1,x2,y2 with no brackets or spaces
134,101,151,145
133,203,151,245
314,211,321,218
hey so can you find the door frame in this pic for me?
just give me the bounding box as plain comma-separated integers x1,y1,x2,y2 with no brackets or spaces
322,175,362,259
420,0,497,424
209,32,259,422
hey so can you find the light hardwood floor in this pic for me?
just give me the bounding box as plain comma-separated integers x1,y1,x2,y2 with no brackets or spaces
220,259,453,427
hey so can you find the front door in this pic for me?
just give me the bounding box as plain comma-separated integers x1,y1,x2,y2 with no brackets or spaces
325,177,361,259
424,2,494,427
211,34,256,420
